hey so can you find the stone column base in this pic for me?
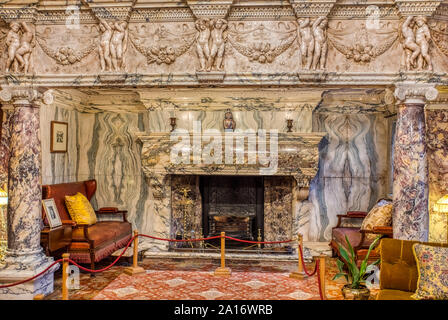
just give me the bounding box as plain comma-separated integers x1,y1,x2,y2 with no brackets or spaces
0,250,59,300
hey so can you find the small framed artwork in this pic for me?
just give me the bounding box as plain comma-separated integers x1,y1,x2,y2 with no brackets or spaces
42,198,62,229
50,121,68,153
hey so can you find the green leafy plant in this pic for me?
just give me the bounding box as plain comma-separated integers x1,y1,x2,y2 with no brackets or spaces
332,235,381,289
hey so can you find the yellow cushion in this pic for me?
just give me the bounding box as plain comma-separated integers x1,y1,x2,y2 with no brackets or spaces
65,192,97,225
411,243,448,300
361,201,393,241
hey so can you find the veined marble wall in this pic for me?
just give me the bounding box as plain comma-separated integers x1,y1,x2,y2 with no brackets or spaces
5,85,402,247
427,109,448,243
298,106,389,241
76,111,151,234
40,104,79,185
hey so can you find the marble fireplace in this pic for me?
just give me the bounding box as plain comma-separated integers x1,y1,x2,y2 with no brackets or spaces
137,130,325,252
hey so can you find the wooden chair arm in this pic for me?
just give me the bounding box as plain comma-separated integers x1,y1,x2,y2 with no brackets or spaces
346,211,368,217
362,226,393,236
61,220,76,226
335,211,368,228
71,223,94,242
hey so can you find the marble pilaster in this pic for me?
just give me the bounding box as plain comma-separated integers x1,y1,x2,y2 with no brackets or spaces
0,105,13,189
392,83,438,241
0,87,58,300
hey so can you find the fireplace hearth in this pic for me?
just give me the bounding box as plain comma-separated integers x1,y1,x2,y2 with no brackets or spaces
201,176,264,245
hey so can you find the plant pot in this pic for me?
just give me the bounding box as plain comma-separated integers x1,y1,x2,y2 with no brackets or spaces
341,284,370,300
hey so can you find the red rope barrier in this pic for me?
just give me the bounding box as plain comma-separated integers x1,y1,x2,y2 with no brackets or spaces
224,236,293,244
139,234,221,242
69,234,136,273
0,233,296,288
298,244,318,277
0,259,62,289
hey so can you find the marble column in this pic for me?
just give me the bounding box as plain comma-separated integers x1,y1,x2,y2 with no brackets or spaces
0,87,58,300
392,83,438,241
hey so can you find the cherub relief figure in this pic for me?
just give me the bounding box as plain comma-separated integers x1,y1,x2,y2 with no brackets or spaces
5,22,22,73
401,16,433,71
15,22,34,74
312,17,328,70
110,20,128,72
401,16,420,70
5,22,35,74
195,18,211,72
208,18,228,71
415,16,432,71
98,18,113,72
297,18,314,70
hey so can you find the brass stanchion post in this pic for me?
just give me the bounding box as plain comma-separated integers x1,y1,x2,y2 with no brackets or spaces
124,230,145,276
214,232,231,276
289,233,306,279
62,253,69,301
319,255,327,300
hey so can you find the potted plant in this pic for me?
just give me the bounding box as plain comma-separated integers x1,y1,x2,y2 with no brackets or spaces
333,235,381,300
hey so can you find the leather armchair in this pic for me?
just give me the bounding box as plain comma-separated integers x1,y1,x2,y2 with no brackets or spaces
330,201,393,266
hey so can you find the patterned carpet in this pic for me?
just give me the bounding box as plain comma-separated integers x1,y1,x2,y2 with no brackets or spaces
45,257,378,300
93,270,328,300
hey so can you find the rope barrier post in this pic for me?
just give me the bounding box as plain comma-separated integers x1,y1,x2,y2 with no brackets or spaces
319,255,327,300
214,232,231,277
62,253,69,301
124,230,146,276
289,233,306,280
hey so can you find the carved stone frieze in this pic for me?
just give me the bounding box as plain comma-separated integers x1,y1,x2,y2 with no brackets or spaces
289,0,336,18
328,23,398,64
35,25,98,67
429,20,448,58
329,4,399,19
187,0,234,20
395,0,442,16
0,7,35,23
227,22,297,64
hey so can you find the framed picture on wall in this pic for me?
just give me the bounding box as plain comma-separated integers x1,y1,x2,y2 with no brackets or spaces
50,121,68,153
42,198,62,229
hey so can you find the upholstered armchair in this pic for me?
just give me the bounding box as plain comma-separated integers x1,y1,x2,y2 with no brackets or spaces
41,180,132,271
377,238,448,300
330,198,393,266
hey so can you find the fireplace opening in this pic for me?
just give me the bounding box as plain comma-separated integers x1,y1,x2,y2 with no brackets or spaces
200,175,264,248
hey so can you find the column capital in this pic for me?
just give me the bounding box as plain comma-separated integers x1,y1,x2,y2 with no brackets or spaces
394,83,439,104
0,86,53,107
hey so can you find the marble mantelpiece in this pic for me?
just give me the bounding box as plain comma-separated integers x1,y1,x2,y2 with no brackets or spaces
137,131,325,192
135,130,324,252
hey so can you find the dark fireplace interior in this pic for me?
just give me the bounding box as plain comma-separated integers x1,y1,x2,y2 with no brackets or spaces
200,175,264,248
